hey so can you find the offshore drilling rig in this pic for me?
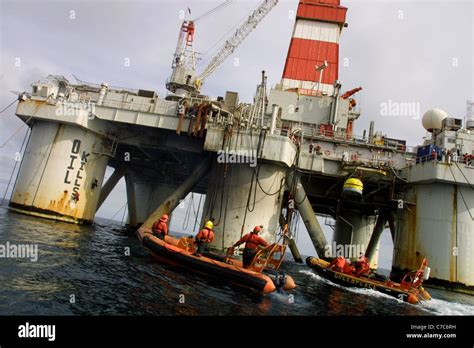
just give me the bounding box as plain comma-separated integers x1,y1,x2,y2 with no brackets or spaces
6,0,473,294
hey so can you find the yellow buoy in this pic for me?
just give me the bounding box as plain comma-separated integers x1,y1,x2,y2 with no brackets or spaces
343,178,363,196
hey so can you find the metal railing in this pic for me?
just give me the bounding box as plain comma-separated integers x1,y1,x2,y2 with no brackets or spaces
413,153,474,166
102,99,154,113
281,121,416,153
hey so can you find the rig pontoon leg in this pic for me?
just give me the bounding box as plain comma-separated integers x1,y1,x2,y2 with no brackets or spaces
285,237,303,263
96,168,125,211
9,121,109,224
334,212,376,262
388,210,397,242
140,157,212,229
287,172,329,259
365,210,389,264
125,174,138,228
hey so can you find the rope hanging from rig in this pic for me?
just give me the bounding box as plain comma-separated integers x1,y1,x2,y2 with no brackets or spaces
182,192,194,230
1,127,30,205
192,193,203,232
0,98,18,115
239,128,266,238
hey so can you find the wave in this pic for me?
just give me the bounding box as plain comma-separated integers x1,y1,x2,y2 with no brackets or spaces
299,269,474,315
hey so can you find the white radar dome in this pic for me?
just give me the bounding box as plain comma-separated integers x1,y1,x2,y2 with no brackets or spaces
422,108,448,132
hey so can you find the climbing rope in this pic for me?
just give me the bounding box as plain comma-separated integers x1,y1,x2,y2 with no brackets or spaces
182,193,194,230
1,128,30,205
0,98,18,115
120,205,128,227
253,170,285,196
0,99,41,149
221,163,232,250
454,161,474,190
105,202,128,225
247,129,266,212
215,163,226,225
239,129,265,237
192,193,203,232
0,115,34,150
448,165,474,220
388,164,408,183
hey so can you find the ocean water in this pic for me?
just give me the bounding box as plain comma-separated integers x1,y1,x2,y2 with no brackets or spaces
0,205,473,316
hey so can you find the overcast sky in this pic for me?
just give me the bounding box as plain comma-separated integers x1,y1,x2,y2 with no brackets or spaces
0,0,472,266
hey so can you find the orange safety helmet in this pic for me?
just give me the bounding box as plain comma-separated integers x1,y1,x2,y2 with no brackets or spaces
253,225,263,233
160,214,169,222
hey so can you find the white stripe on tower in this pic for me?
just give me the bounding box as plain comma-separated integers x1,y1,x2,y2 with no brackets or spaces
282,0,347,96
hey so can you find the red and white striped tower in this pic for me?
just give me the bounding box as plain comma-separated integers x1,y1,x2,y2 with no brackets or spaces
281,0,347,96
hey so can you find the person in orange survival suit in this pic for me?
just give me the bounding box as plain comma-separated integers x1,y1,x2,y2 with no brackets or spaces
152,214,169,240
195,220,215,256
232,225,269,268
343,260,355,275
328,256,346,272
354,255,370,277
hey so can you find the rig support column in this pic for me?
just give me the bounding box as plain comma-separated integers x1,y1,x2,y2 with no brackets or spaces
287,172,329,259
140,157,212,230
9,121,110,224
96,168,125,210
334,211,376,262
365,210,389,266
125,174,138,228
203,162,286,251
124,173,178,228
285,237,303,263
392,183,474,293
388,210,397,242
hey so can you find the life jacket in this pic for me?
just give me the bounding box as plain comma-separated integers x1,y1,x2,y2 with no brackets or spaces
343,262,355,275
334,256,346,270
355,259,370,276
243,232,267,250
152,220,167,235
197,228,214,243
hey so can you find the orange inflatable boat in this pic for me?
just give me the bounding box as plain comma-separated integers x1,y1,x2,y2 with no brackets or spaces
137,228,296,294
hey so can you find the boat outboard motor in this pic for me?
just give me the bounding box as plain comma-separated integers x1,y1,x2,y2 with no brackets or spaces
423,267,431,281
274,271,287,293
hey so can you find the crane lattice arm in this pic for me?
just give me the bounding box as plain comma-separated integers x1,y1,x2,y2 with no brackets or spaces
195,0,278,90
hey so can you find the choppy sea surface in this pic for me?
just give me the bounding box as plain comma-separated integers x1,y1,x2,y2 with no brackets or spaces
1,205,473,316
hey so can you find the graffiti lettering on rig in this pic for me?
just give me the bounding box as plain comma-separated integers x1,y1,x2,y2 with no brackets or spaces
63,139,90,201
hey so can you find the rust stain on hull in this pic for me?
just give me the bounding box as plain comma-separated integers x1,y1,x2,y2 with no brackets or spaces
8,201,91,225
400,192,419,270
450,185,457,283
47,190,69,212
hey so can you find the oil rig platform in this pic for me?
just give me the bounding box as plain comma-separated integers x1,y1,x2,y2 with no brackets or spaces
5,0,474,294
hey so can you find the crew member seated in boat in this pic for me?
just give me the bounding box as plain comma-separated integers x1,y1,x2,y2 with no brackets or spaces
152,214,169,240
195,220,215,256
328,256,346,272
233,225,269,269
343,261,355,275
354,255,370,277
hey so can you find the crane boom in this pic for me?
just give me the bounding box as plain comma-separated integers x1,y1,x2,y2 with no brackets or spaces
195,0,278,90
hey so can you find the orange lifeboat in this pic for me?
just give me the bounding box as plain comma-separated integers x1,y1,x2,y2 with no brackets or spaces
306,257,431,304
137,228,296,294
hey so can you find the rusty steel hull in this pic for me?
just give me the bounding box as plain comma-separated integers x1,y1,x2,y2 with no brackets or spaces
203,162,286,250
9,121,109,224
392,183,474,294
